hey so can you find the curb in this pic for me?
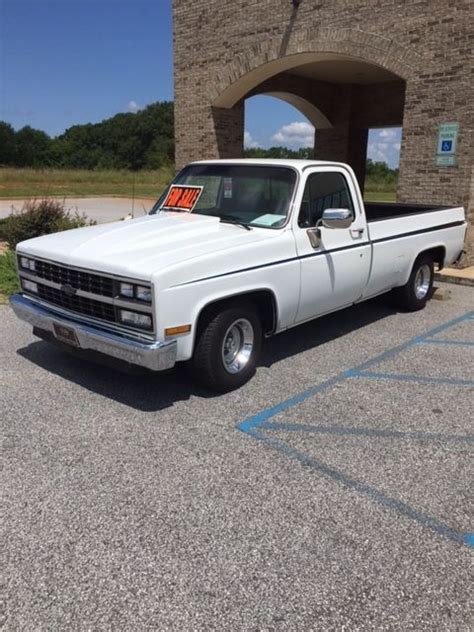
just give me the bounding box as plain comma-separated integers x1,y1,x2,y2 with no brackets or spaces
435,272,474,288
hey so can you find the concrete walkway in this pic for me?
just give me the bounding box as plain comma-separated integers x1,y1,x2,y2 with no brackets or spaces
0,197,156,224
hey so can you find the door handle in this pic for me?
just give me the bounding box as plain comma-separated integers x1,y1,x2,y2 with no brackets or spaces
350,227,365,239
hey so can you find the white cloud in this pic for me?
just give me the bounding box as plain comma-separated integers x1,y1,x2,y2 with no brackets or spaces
127,100,141,114
368,142,391,163
271,121,315,148
378,128,398,141
367,127,402,168
244,130,259,149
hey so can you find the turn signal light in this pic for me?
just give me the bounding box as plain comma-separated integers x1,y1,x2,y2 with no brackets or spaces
165,324,191,336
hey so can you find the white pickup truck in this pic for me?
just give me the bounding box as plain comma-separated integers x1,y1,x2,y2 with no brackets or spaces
11,159,466,391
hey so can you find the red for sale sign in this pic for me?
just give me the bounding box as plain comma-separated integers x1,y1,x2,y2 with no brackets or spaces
161,185,203,212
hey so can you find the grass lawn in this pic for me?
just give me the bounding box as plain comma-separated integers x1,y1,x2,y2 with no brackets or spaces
1,167,397,204
364,190,397,203
0,167,174,199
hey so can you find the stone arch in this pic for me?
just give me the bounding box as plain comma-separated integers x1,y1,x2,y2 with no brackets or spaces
259,92,331,129
211,27,421,108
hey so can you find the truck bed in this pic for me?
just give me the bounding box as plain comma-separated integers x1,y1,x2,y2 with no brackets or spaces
365,202,449,222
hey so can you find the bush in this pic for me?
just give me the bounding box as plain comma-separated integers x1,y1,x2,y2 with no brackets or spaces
0,217,7,241
0,250,20,297
3,198,95,249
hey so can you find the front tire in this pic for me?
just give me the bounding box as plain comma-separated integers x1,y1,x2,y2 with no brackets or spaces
393,254,434,311
190,301,262,392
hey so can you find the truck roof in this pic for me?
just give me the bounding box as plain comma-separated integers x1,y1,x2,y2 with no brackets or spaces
190,158,352,172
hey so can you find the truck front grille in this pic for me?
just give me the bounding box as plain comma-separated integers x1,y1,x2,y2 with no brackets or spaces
34,260,114,297
17,256,153,333
37,283,116,323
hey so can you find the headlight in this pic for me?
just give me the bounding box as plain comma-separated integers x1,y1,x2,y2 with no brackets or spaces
119,309,152,330
119,282,134,298
20,256,36,271
135,285,152,302
119,282,152,302
22,279,38,293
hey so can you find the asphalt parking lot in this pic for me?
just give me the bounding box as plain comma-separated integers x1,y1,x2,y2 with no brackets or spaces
1,283,473,630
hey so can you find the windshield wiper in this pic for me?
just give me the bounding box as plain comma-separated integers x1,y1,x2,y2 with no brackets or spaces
219,215,253,230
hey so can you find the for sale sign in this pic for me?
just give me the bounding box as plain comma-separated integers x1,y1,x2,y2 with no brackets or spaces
161,185,203,212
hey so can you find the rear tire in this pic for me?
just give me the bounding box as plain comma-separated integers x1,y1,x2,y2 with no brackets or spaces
190,301,262,392
393,254,434,311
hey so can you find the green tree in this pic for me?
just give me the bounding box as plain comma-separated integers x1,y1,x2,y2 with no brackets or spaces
0,122,16,165
0,100,174,170
13,126,51,167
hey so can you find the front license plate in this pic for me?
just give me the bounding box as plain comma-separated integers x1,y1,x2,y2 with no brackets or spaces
53,323,80,347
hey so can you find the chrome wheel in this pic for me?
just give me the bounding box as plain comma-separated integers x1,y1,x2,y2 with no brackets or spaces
414,264,431,299
221,318,254,374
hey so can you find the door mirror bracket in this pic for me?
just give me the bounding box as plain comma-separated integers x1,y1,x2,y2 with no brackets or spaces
306,227,321,249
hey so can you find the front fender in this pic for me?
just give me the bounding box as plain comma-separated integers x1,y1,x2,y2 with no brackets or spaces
156,261,300,361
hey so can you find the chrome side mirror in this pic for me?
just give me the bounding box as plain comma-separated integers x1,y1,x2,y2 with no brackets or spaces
321,208,353,229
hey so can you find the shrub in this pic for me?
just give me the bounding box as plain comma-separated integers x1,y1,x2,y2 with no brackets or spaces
0,217,7,241
3,198,95,249
0,250,20,297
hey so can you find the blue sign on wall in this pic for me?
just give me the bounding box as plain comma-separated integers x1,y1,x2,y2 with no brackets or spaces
436,122,459,166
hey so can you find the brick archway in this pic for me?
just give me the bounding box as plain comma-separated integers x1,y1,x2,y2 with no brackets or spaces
175,3,473,264
211,27,421,108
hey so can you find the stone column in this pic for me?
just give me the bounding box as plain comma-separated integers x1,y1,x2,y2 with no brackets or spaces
174,94,244,171
313,86,368,193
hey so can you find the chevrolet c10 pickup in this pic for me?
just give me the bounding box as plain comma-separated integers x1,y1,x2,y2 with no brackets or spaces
11,159,467,391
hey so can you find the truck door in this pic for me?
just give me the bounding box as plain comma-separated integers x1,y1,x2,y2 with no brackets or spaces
293,167,371,323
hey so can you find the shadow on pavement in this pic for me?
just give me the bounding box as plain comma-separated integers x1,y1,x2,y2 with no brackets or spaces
260,296,395,367
17,297,395,411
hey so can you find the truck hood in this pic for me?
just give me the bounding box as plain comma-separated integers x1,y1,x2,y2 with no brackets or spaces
17,212,274,280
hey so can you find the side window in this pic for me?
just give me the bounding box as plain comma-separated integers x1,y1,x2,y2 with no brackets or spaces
298,172,355,228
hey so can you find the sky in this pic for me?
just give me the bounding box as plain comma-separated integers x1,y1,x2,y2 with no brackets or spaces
0,0,401,168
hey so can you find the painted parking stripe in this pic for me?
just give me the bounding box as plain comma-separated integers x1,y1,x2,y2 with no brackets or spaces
263,422,474,443
238,309,474,547
247,427,470,546
352,371,474,387
419,338,474,346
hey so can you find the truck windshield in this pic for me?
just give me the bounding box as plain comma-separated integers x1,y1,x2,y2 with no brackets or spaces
150,164,297,228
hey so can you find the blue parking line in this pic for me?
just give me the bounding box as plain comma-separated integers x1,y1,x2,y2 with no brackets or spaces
263,422,474,443
353,371,474,387
237,309,474,547
246,427,469,546
464,534,474,547
241,310,474,434
419,339,474,347
239,374,346,433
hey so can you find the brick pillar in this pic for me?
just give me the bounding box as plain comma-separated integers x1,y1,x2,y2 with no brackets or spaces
314,87,368,193
398,78,474,266
174,97,244,170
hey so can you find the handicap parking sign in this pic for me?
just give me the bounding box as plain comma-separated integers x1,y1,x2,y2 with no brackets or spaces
436,122,459,166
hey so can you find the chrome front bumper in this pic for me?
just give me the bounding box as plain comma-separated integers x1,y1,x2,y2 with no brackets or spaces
9,293,177,371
